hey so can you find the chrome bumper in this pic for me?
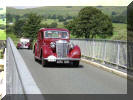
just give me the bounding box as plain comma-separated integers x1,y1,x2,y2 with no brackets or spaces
44,58,80,61
20,46,29,49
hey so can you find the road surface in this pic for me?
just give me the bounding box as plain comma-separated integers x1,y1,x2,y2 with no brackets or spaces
19,49,127,94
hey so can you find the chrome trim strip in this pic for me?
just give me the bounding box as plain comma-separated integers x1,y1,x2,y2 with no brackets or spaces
44,58,80,61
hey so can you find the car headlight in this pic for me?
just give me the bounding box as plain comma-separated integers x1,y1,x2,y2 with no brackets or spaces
69,42,74,49
50,42,56,48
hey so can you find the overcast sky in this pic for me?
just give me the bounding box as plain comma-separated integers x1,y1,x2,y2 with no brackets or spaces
0,0,132,8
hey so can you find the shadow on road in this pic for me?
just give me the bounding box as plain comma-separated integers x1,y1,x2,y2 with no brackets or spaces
35,60,84,68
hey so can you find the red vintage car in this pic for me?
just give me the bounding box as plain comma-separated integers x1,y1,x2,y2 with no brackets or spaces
33,28,81,67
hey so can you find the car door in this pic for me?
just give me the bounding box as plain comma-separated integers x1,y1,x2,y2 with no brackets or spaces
38,31,43,58
36,31,40,57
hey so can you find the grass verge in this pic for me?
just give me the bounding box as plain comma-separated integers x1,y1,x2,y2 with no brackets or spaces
7,33,20,46
0,30,6,40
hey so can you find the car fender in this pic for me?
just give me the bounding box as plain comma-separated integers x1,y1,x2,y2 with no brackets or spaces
42,45,53,58
34,43,37,55
69,45,81,58
17,43,21,48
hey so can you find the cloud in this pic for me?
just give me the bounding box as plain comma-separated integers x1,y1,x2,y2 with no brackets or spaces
0,0,6,7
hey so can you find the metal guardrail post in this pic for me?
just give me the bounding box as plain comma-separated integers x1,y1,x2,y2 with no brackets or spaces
103,40,106,64
92,39,94,59
117,41,120,68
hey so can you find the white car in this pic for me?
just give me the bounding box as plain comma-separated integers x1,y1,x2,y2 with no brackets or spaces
17,38,31,49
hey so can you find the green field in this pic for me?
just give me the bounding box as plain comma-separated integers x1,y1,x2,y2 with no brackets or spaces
0,19,6,25
7,33,20,45
111,23,127,40
0,30,6,40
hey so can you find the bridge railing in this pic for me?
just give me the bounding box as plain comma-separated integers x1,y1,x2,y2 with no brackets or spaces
6,38,44,97
71,39,132,70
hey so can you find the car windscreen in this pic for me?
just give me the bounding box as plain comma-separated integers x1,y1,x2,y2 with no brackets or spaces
44,30,69,39
20,38,30,43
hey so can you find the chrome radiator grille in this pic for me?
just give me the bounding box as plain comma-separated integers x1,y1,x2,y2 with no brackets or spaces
56,40,68,58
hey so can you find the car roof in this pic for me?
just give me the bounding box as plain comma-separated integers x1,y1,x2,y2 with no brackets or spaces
20,37,30,40
39,28,69,32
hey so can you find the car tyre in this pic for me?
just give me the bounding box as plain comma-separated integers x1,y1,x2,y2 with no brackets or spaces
33,48,35,53
34,56,38,61
72,61,79,67
42,58,48,67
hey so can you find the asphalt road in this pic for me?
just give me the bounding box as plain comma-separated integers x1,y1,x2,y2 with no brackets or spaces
19,49,127,94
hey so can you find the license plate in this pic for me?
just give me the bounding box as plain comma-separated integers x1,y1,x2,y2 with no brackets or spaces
64,61,69,63
57,60,63,63
48,59,56,62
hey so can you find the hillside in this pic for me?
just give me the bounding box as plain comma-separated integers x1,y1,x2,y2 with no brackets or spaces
6,6,127,40
7,6,126,17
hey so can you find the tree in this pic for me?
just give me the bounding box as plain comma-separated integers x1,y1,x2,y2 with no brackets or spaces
66,6,72,8
6,13,13,23
111,10,127,24
63,21,69,26
66,7,113,38
112,15,127,23
128,2,133,31
23,13,42,39
127,2,133,41
65,18,78,37
13,19,25,37
14,15,20,22
66,16,73,20
49,22,58,28
6,24,14,33
112,11,116,16
57,15,66,22
40,23,50,28
51,14,57,19
48,15,52,19
0,24,5,30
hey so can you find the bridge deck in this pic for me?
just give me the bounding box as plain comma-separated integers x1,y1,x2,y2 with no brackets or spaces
18,49,128,94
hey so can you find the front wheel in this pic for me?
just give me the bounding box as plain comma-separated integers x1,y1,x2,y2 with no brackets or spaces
34,56,38,61
42,58,48,67
28,47,31,50
72,61,79,67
